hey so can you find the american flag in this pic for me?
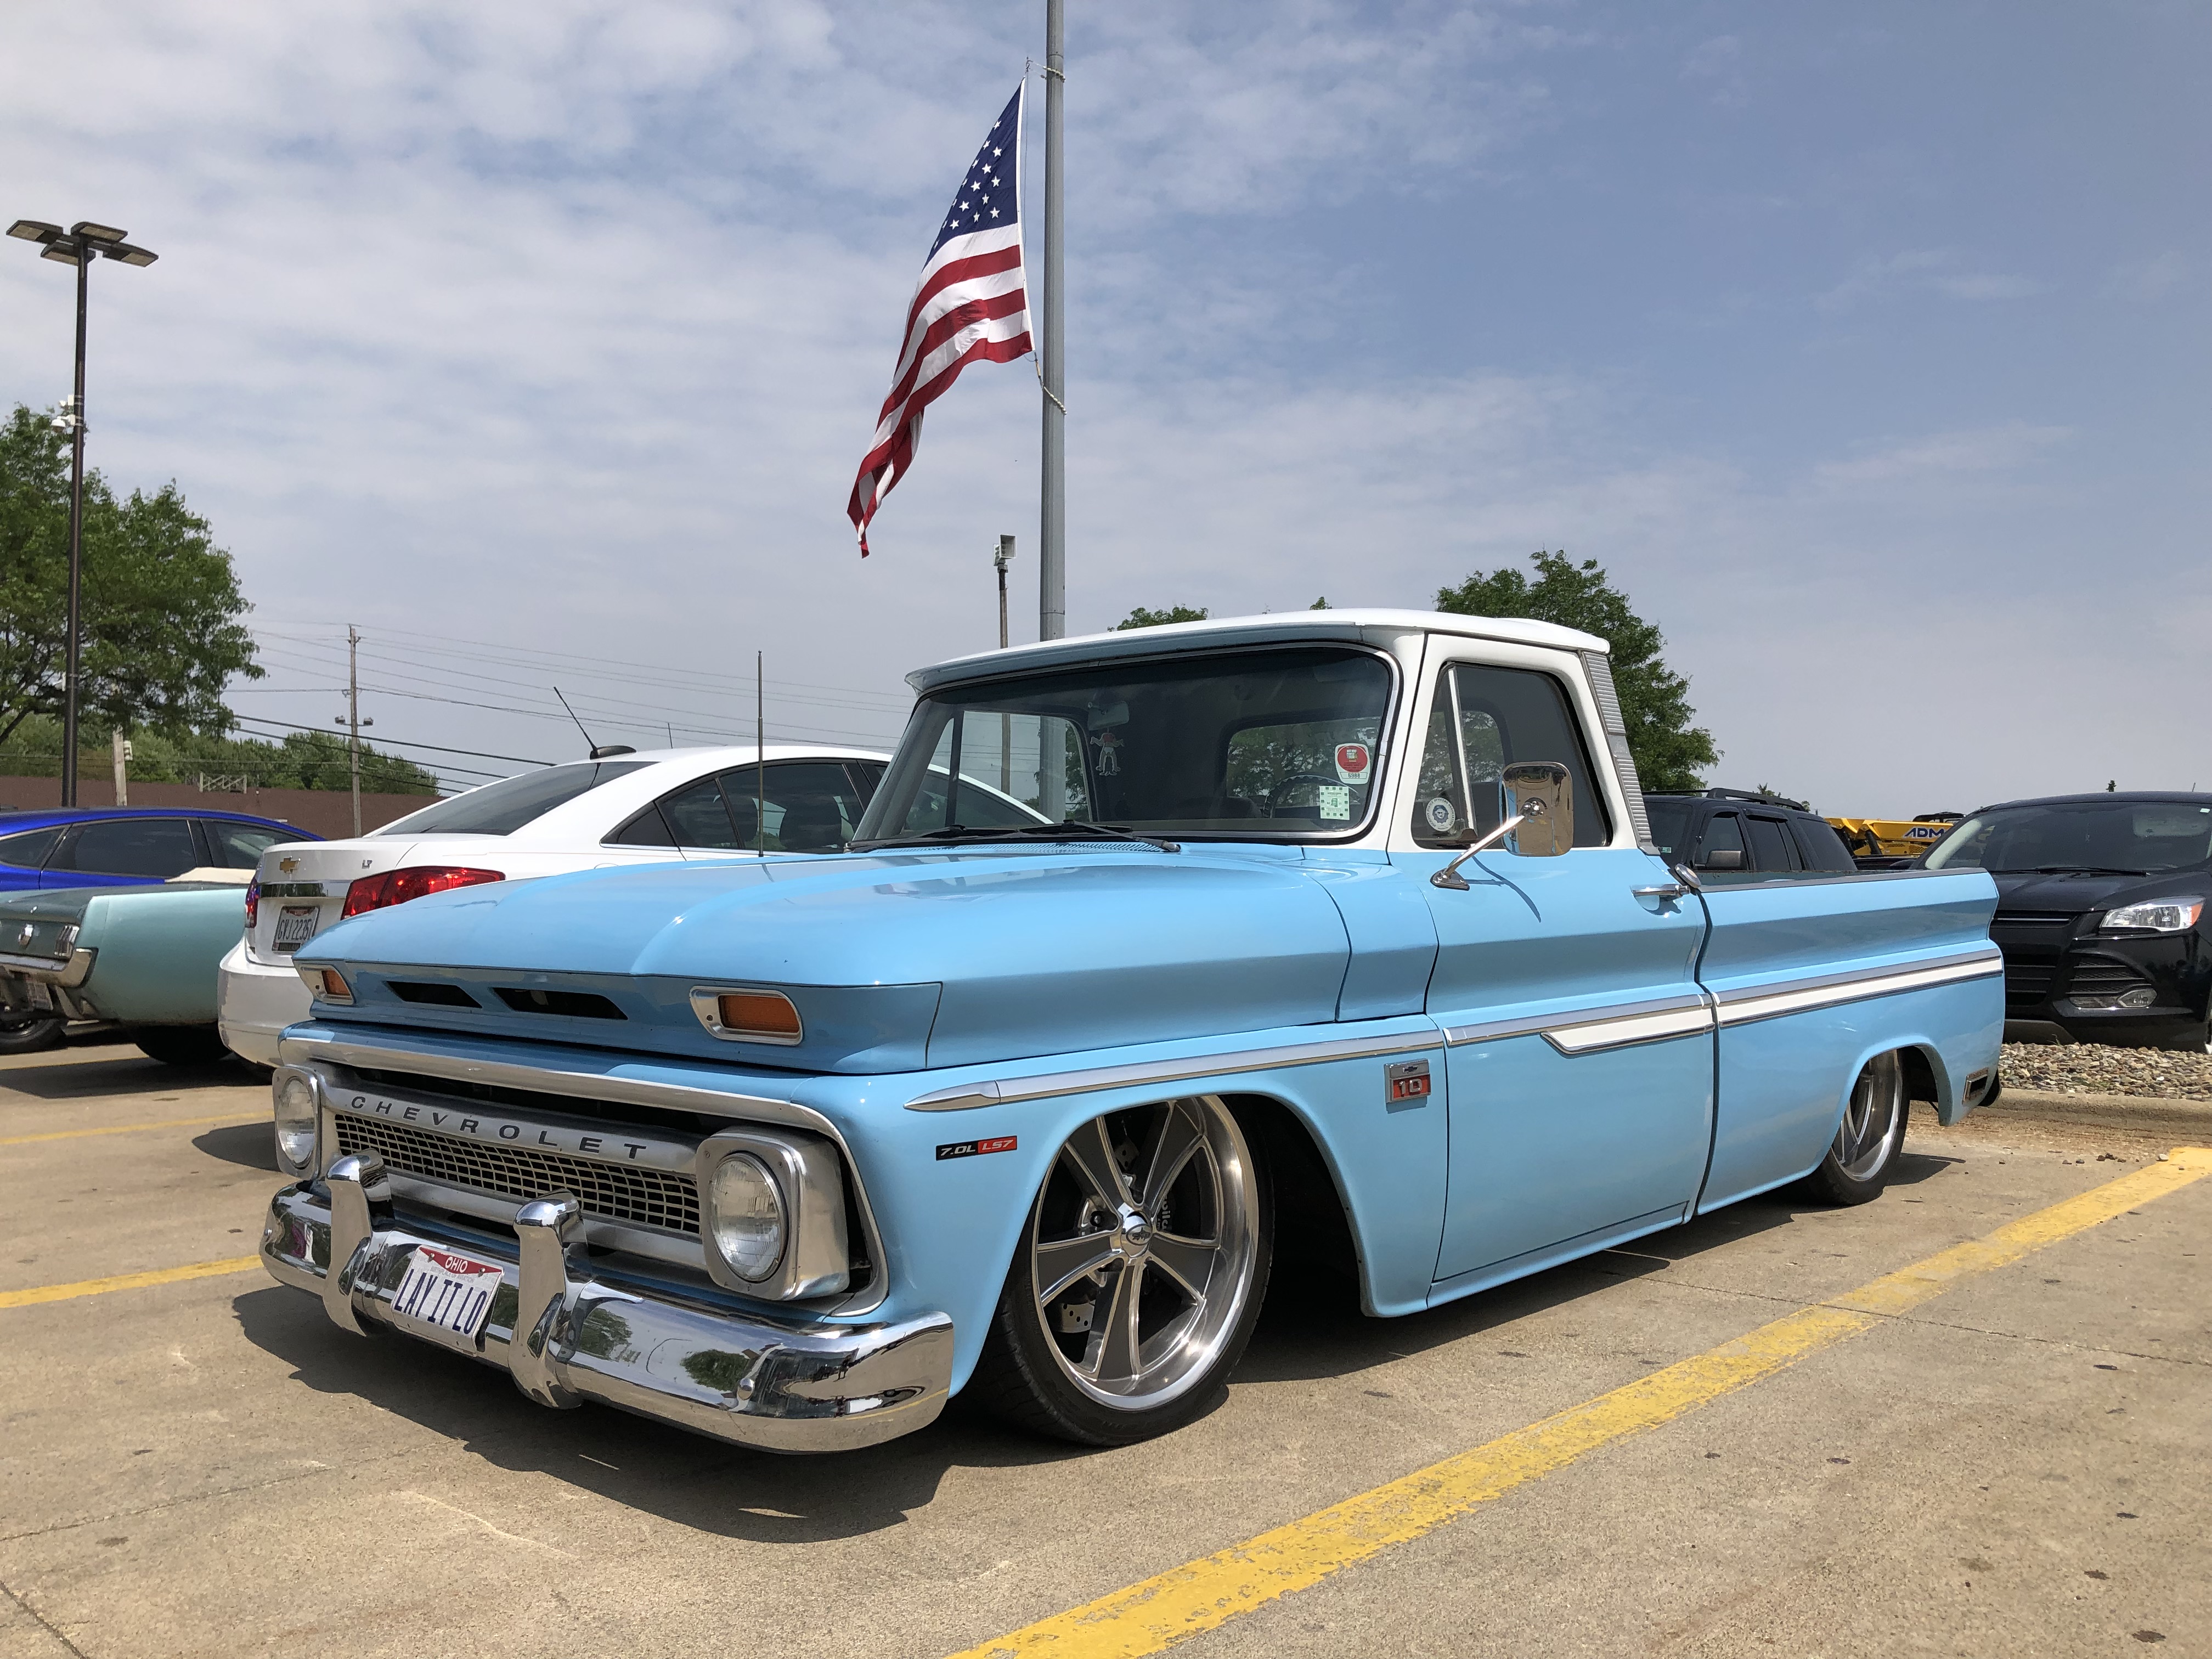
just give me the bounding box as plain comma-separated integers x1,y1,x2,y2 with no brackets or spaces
848,85,1031,556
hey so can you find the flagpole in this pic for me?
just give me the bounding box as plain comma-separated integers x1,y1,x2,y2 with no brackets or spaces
1039,0,1066,642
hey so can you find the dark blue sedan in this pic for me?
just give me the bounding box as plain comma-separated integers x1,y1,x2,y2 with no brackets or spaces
0,808,320,893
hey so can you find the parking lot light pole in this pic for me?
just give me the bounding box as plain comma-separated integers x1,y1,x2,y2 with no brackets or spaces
7,219,159,807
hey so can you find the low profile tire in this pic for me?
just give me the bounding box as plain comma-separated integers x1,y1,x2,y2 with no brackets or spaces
1800,1049,1909,1206
0,1013,65,1054
132,1026,232,1067
970,1095,1272,1447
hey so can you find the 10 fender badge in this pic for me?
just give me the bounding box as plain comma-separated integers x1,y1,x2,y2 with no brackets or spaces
937,1135,1017,1160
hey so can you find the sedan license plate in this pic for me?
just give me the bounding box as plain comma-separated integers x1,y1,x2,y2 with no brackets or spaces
272,905,321,954
391,1245,504,1348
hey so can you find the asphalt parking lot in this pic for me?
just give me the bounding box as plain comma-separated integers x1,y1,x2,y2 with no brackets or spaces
2,1042,2205,1659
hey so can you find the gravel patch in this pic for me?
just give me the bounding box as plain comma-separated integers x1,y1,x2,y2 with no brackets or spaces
2001,1041,2212,1102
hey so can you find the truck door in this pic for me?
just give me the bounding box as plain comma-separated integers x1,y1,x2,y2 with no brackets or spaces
1403,642,1713,1292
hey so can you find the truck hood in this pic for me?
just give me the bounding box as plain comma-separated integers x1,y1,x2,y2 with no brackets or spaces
295,845,1357,1073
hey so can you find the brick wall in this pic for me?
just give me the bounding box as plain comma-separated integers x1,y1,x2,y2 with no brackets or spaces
0,776,440,839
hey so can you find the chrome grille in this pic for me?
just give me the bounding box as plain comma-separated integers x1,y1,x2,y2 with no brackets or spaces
335,1114,701,1235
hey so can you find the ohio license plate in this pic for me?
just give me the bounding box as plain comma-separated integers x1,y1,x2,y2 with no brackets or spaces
391,1245,504,1347
272,905,321,953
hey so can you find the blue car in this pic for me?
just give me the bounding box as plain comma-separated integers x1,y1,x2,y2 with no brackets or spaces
0,806,312,892
261,611,2003,1453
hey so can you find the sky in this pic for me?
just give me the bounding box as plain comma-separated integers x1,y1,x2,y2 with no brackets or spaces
2,1,2205,814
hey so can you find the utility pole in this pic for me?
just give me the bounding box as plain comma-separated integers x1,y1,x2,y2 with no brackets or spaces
110,729,129,806
5,219,159,806
1038,0,1066,642
334,625,370,837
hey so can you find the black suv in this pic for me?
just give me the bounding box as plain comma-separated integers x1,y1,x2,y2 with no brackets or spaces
1645,788,1859,877
1919,792,2211,1051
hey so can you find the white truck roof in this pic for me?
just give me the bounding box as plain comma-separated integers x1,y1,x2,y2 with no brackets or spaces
906,608,1609,693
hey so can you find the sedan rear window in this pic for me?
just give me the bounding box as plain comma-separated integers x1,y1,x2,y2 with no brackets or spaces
373,762,651,838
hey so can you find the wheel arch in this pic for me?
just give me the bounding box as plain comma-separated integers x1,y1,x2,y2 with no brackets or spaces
1218,1090,1367,1314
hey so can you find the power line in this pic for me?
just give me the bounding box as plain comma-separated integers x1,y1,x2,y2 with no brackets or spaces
228,714,554,769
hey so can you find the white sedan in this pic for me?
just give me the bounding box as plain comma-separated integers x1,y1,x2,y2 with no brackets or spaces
219,744,889,1066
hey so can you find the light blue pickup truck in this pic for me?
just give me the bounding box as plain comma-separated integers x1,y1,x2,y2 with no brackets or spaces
261,611,2002,1452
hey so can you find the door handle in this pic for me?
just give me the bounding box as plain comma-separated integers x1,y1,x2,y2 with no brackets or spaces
1633,883,1688,902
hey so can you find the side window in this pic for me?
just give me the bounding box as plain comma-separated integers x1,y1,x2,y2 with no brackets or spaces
1697,812,1746,870
658,777,745,849
1745,816,1798,873
0,826,62,870
1792,817,1857,873
721,763,879,853
50,817,201,879
1409,663,1611,848
207,822,294,869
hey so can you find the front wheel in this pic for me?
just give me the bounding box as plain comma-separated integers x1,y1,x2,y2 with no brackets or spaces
1800,1049,1909,1205
969,1095,1272,1446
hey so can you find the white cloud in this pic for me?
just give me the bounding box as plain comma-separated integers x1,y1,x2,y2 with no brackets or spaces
1818,249,2042,309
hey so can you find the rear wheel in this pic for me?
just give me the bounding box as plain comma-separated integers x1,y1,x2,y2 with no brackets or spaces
1801,1049,1909,1205
132,1026,232,1067
0,1013,65,1054
970,1095,1271,1446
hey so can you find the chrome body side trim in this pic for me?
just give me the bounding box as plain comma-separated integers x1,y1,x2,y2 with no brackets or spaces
1713,949,2003,1028
905,1026,1442,1111
1442,992,1710,1050
266,1176,951,1453
1542,1000,1716,1055
281,1029,889,1316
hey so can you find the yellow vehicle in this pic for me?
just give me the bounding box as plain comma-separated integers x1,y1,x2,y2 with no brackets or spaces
1827,813,1964,865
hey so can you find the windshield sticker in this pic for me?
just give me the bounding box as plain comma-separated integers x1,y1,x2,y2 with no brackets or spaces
1318,785,1352,822
1092,731,1122,776
1334,742,1371,785
1425,797,1457,834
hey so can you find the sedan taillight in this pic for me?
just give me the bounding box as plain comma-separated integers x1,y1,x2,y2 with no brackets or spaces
243,879,259,932
342,866,505,918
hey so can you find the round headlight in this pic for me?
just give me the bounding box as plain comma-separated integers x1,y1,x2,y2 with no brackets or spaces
708,1153,786,1282
273,1073,318,1171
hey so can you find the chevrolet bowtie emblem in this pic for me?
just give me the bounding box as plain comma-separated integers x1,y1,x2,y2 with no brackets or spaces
278,857,300,873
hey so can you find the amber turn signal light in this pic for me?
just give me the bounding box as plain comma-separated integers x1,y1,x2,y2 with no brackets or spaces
712,990,803,1043
297,966,354,1003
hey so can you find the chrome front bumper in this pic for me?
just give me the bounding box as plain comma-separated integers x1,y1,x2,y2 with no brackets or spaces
261,1155,953,1453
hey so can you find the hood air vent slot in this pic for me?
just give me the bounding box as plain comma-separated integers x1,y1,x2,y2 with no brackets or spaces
495,987,627,1020
387,981,481,1008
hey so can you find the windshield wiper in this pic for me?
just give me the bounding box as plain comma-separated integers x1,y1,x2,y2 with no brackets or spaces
1992,865,2154,877
851,821,1181,854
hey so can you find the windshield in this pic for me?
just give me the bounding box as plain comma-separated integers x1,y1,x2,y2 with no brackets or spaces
854,646,1395,843
1923,799,2212,874
373,761,652,838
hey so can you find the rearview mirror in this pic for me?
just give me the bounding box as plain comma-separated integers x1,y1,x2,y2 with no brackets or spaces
1502,762,1572,857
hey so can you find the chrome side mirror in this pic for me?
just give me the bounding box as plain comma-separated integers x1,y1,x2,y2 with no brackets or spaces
1502,763,1571,857
1431,761,1574,889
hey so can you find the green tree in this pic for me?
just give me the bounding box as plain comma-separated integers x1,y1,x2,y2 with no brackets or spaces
1435,549,1718,793
1114,605,1209,630
0,404,262,744
0,714,438,793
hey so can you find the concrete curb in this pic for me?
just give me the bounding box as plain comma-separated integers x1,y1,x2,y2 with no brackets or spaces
1973,1087,2212,1131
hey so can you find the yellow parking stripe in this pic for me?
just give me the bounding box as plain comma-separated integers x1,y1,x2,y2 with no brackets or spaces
948,1147,2212,1659
0,1113,260,1148
0,1256,262,1310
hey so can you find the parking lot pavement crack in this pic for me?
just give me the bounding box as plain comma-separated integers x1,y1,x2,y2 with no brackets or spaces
0,1452,409,1545
0,1575,91,1659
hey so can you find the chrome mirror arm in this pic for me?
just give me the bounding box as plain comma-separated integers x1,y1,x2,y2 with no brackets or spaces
1430,814,1527,890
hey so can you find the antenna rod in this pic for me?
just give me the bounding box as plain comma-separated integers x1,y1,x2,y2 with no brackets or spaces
755,652,766,856
552,686,599,755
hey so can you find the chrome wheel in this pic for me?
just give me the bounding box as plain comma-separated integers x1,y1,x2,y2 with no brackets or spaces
1832,1049,1906,1181
1028,1096,1259,1411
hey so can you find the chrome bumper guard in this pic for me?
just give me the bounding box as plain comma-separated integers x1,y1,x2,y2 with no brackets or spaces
261,1153,953,1453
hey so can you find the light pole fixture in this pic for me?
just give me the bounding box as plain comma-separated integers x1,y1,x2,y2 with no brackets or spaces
7,218,160,808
